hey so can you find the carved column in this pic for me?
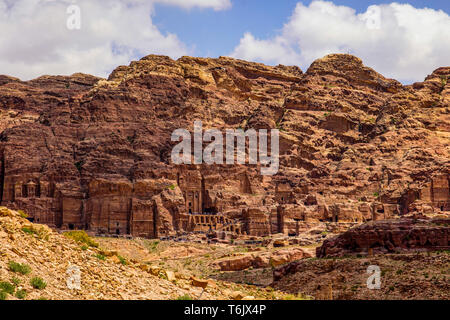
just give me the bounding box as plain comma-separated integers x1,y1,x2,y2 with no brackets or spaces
27,181,37,198
14,182,23,199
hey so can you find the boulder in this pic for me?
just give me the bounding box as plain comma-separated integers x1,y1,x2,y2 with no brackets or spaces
190,277,209,289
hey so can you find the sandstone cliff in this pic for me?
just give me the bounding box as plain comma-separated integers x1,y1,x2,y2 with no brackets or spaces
0,54,448,238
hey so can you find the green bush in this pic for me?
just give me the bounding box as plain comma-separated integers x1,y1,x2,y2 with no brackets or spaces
0,291,7,300
21,225,50,240
17,210,28,218
0,281,15,294
22,226,36,235
11,277,21,286
94,254,106,261
8,261,32,275
30,277,47,290
15,289,27,300
118,255,127,265
64,231,99,248
177,294,193,300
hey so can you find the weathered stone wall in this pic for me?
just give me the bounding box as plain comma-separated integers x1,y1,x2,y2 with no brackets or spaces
420,174,450,211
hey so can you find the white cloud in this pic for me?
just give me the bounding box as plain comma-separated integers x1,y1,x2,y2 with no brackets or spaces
0,0,229,80
232,33,302,66
231,1,450,83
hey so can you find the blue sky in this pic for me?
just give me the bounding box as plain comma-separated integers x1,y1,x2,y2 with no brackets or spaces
153,0,450,59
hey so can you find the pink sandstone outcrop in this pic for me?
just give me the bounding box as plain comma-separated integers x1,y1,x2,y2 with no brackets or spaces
0,54,448,238
316,216,449,257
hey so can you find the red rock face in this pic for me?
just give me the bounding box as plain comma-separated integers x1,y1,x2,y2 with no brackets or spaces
0,54,448,238
316,217,449,258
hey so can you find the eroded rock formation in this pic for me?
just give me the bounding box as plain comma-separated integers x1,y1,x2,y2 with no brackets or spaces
0,54,448,238
316,216,449,257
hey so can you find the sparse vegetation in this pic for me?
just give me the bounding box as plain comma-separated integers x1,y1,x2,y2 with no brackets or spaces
30,277,47,290
177,294,193,300
15,289,27,300
22,226,36,235
118,255,128,265
94,253,106,261
17,210,28,218
11,277,21,286
168,184,177,190
158,271,168,281
21,225,50,240
0,281,15,294
8,261,32,275
0,291,7,300
64,230,99,248
440,75,448,89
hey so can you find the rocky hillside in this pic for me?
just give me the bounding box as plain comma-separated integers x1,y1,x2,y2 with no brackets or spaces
0,207,289,300
0,54,448,238
271,216,449,300
272,250,449,300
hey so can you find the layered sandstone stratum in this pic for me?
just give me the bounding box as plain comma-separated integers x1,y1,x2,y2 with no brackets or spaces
0,54,448,240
